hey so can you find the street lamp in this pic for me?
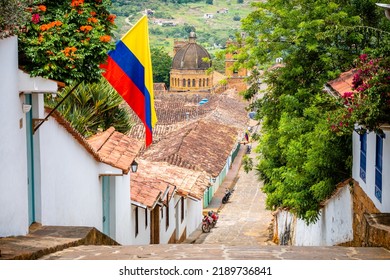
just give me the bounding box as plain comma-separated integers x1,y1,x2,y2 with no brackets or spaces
376,3,390,20
130,160,138,173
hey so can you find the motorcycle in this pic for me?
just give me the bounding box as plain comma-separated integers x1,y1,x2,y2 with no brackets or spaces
208,210,219,228
222,188,234,204
201,214,213,233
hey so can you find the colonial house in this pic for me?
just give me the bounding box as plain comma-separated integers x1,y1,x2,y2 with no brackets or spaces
130,168,176,245
130,159,209,244
0,36,142,245
0,36,58,237
273,70,390,248
327,70,390,248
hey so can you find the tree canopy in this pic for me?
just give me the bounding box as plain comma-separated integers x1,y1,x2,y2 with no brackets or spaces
18,0,116,84
151,46,172,87
45,78,133,138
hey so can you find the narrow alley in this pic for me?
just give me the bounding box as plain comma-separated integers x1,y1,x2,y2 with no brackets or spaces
195,140,274,246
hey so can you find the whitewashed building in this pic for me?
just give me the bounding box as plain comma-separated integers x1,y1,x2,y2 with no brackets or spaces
0,36,142,245
352,128,390,212
274,70,390,246
130,159,208,245
0,36,57,237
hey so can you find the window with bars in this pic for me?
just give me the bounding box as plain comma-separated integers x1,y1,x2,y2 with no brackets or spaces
375,134,383,203
360,133,367,182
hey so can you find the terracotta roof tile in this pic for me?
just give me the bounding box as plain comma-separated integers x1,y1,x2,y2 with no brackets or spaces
327,69,355,96
128,90,248,152
48,109,143,173
131,160,209,207
141,119,239,177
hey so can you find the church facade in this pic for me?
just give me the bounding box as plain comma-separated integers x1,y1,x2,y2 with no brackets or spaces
170,32,213,92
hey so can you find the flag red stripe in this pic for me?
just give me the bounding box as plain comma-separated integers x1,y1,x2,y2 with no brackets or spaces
101,57,153,146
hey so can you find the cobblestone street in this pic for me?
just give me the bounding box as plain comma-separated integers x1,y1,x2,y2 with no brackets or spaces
195,141,274,246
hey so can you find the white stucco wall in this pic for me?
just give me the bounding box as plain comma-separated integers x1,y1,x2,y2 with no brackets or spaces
276,184,353,246
112,175,131,245
159,197,176,244
38,117,103,227
174,195,187,241
36,116,133,244
186,198,203,236
352,130,390,212
131,205,150,245
0,36,29,237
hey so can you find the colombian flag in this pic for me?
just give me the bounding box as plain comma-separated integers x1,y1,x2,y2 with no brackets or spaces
101,15,157,147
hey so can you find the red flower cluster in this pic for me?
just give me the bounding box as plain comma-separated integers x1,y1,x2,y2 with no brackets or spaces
32,14,40,24
330,54,390,133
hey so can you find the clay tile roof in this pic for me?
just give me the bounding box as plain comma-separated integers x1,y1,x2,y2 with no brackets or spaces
130,177,164,208
87,127,143,174
131,160,209,207
127,90,248,148
327,69,355,97
153,83,167,91
48,108,143,173
141,119,238,177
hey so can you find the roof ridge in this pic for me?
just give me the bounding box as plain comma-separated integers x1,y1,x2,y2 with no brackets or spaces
90,127,116,152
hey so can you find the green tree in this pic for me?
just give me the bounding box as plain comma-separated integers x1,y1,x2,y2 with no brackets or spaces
237,0,390,223
151,46,172,87
0,0,29,39
18,0,116,84
46,78,133,138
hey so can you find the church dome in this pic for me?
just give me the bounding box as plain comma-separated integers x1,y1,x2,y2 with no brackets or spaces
171,32,212,70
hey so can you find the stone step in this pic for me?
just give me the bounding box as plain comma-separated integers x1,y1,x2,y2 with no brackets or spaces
39,244,390,260
0,226,118,260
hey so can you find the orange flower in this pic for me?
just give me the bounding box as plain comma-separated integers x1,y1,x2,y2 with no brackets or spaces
54,20,63,27
90,11,97,16
62,46,77,57
107,14,116,24
80,25,93,33
71,0,84,7
38,5,46,12
87,17,98,23
40,24,48,31
40,21,62,32
99,35,111,43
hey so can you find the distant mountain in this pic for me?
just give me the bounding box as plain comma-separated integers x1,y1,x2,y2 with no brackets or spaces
110,0,257,55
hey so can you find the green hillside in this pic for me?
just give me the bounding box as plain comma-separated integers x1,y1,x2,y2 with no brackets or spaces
110,0,258,56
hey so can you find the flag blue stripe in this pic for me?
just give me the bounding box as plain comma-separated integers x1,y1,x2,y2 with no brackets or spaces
108,41,152,130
